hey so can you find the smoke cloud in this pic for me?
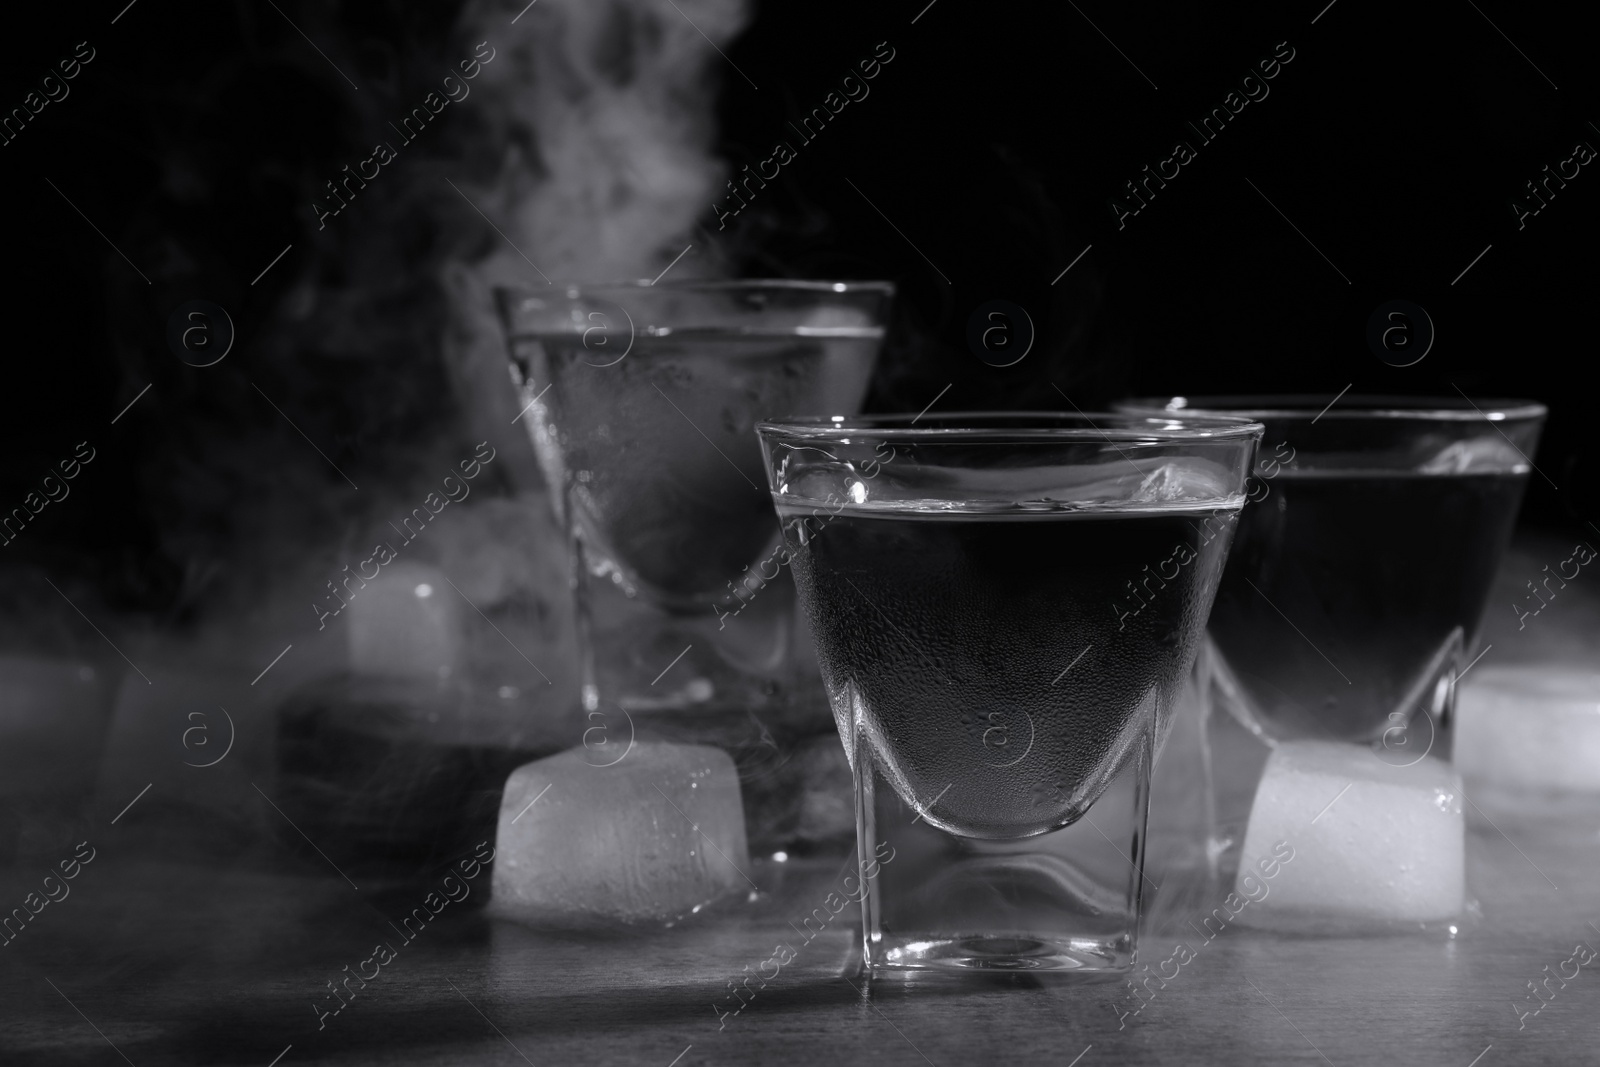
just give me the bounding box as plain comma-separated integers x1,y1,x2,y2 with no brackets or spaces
442,0,750,475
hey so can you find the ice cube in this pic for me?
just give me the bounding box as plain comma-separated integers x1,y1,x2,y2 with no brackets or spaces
1132,460,1236,504
1418,437,1526,474
346,561,463,681
489,741,749,925
793,304,874,334
1233,740,1463,927
1456,666,1600,797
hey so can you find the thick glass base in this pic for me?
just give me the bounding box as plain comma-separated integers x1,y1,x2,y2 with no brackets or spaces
876,934,1133,973
853,724,1152,978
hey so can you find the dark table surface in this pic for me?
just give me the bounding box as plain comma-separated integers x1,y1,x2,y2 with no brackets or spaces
2,818,1597,1067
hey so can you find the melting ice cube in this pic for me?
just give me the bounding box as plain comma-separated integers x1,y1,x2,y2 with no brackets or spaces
1233,740,1463,927
489,741,749,925
1417,437,1527,475
1457,666,1600,799
346,561,463,681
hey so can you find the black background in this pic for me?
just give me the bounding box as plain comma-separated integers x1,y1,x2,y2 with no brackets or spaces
2,0,1595,616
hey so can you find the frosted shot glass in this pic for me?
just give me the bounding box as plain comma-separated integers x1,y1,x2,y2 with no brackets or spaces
497,281,892,728
757,412,1261,972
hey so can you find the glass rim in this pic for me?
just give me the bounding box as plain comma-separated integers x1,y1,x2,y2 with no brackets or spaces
496,278,896,298
1122,394,1547,422
757,411,1265,442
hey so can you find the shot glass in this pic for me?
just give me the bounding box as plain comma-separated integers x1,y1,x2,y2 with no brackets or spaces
1121,396,1545,755
496,281,892,731
756,413,1262,972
